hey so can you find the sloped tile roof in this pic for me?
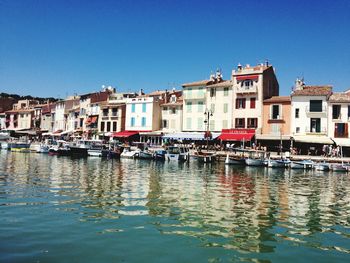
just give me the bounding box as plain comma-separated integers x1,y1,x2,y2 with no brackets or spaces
263,96,291,103
292,85,332,96
329,92,350,102
207,80,233,88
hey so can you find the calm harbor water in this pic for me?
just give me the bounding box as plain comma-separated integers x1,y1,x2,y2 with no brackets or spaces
1,151,350,263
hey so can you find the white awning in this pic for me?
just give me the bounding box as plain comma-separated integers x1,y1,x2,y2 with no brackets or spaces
163,132,220,141
60,130,74,135
256,134,291,140
292,135,333,144
331,138,350,147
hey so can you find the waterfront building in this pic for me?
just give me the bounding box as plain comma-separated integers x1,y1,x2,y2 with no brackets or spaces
290,79,333,154
4,99,39,131
98,91,136,138
121,91,163,144
160,89,183,133
327,91,350,152
232,63,279,133
53,97,79,135
40,103,56,133
182,71,226,133
257,96,292,150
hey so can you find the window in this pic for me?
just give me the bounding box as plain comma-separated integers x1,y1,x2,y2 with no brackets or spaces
131,117,135,127
162,120,168,128
131,104,136,113
309,100,322,112
295,108,299,118
235,118,245,128
310,118,321,133
242,80,253,88
210,103,215,113
348,105,350,119
271,124,280,134
332,105,341,119
247,118,258,128
163,106,168,111
186,88,192,99
198,101,204,112
335,123,348,138
106,122,111,132
250,98,256,109
141,117,146,127
210,88,216,97
186,102,192,113
223,103,228,113
224,87,229,96
142,103,146,113
186,118,192,129
170,96,176,103
197,117,203,130
236,98,246,109
112,108,118,116
209,120,215,130
171,108,176,114
272,105,280,119
296,127,300,133
222,120,228,129
112,122,117,131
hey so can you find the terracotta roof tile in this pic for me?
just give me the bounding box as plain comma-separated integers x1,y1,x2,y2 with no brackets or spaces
263,96,291,103
329,92,350,102
207,80,233,88
292,85,332,96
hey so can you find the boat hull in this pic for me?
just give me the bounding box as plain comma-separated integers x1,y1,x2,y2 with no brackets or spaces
245,158,265,166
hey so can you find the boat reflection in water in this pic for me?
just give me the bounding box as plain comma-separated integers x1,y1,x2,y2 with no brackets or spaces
1,152,350,262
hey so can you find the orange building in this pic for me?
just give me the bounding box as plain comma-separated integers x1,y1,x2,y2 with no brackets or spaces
257,96,291,151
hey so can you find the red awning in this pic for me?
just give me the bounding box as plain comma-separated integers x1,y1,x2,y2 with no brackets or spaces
112,131,139,138
90,116,98,123
236,75,259,81
85,117,91,124
218,129,255,141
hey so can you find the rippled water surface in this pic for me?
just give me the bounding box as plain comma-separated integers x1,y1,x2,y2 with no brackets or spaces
1,151,350,262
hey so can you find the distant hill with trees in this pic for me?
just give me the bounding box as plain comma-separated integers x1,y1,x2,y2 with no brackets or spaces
0,92,59,104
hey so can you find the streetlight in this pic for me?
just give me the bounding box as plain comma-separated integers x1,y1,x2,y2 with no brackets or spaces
204,108,213,150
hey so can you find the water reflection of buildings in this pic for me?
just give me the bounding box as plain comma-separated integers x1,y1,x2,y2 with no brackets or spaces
1,153,350,254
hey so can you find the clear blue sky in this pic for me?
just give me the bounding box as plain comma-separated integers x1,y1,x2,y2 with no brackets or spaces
1,0,350,98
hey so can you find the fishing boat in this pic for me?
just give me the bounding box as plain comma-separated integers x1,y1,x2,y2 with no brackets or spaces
154,150,166,161
70,140,102,157
290,160,314,169
245,150,266,166
133,143,154,159
330,163,348,172
225,154,245,165
314,162,330,171
267,159,291,168
165,146,189,162
88,144,103,157
120,146,139,158
9,141,31,152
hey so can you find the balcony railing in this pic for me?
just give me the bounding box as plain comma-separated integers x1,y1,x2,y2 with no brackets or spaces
236,85,258,94
305,127,327,134
305,106,327,113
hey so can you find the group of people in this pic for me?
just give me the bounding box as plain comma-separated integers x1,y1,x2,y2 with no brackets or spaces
322,144,341,157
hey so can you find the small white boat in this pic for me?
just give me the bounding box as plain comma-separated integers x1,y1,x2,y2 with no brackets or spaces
225,154,245,165
314,162,330,171
137,150,154,159
0,142,9,150
165,146,189,162
290,160,314,169
88,145,103,157
245,158,265,166
330,164,348,172
120,147,139,158
30,143,41,152
37,144,50,153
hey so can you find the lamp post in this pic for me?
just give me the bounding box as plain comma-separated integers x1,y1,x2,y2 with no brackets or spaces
204,109,213,151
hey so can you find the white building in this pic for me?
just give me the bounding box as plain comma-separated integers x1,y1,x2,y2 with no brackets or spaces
327,91,350,147
125,96,161,132
160,92,183,133
290,80,333,153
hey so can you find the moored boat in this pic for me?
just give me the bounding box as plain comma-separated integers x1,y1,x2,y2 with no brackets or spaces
290,160,314,169
245,158,265,166
330,163,348,172
165,146,189,162
225,154,245,165
314,162,330,171
194,151,217,163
